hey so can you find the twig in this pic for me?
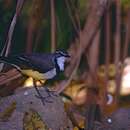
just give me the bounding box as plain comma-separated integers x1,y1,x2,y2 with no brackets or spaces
56,0,109,94
86,29,100,85
0,0,24,71
56,32,81,94
123,8,130,60
104,7,111,108
114,0,121,105
50,0,56,53
26,0,43,53
65,0,79,34
56,0,81,94
5,0,24,56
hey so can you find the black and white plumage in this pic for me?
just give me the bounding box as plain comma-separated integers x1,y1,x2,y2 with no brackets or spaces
0,50,70,105
0,50,70,80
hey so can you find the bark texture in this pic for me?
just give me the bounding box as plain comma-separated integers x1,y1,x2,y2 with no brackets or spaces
0,88,72,130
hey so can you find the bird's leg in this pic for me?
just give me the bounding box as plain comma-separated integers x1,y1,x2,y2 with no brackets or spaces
39,80,58,97
33,79,52,105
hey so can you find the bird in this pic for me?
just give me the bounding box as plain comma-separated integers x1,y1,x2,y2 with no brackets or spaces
0,50,70,105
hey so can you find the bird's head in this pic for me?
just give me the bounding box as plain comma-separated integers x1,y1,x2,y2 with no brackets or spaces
54,50,70,71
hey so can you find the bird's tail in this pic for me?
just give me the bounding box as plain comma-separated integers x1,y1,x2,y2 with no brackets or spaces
0,56,21,71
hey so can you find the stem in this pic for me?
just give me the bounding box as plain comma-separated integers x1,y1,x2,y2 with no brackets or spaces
114,0,121,105
123,8,130,60
50,0,56,52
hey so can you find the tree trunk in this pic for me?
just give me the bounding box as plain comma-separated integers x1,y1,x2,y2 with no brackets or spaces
86,29,100,85
50,0,56,52
123,8,130,60
103,7,111,109
26,0,43,53
114,0,121,105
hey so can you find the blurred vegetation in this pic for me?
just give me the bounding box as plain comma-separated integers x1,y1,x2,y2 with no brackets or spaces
0,0,87,54
1,0,130,129
0,0,129,58
121,0,130,8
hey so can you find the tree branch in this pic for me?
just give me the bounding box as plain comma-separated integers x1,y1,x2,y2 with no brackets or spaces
50,0,56,52
56,0,110,94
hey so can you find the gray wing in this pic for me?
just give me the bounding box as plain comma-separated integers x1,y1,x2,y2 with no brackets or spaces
9,53,56,73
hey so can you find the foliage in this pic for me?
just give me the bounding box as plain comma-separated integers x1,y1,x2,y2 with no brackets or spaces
121,0,130,8
0,0,89,54
0,1,16,53
79,0,88,24
55,0,74,50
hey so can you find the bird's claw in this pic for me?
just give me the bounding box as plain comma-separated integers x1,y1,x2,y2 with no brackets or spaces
44,88,58,97
34,87,58,105
35,95,53,105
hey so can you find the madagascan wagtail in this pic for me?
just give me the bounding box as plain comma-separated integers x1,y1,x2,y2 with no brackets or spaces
0,50,70,105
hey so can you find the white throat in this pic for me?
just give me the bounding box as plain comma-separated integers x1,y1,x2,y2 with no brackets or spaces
56,56,66,71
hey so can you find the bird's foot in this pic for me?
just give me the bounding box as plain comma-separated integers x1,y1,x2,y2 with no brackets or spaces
44,87,58,97
35,94,53,105
35,87,58,105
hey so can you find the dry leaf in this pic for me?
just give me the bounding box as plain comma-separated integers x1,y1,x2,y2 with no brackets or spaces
23,109,49,130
